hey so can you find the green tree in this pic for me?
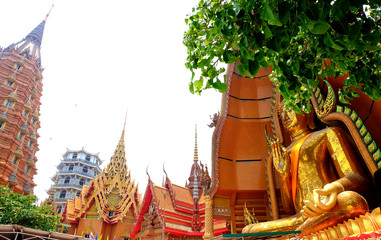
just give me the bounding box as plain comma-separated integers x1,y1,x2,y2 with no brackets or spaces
0,186,62,231
183,0,381,113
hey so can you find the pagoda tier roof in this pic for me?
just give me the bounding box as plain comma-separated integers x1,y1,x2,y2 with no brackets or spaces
130,177,227,238
62,123,139,225
63,148,103,164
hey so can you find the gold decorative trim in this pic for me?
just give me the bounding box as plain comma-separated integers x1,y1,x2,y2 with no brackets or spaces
302,207,381,240
336,105,381,167
311,81,336,118
311,81,379,173
213,206,231,216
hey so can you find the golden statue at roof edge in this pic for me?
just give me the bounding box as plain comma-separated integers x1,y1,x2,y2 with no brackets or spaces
242,84,378,236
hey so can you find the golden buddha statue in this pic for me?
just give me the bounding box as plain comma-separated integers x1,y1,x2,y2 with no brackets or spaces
242,100,372,235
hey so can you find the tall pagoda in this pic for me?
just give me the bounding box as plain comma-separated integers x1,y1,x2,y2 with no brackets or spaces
0,7,52,194
62,123,140,239
47,148,103,215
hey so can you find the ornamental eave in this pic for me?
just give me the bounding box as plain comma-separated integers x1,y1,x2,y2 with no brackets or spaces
209,63,235,198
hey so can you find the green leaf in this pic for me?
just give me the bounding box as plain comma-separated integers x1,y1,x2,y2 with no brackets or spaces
263,25,272,37
323,35,334,47
212,79,228,93
278,2,291,24
242,36,248,47
194,78,204,90
248,59,260,77
260,4,275,21
236,64,245,76
189,82,195,94
309,21,330,34
268,18,283,26
223,51,230,63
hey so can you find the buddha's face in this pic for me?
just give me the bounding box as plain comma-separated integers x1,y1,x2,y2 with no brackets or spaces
279,103,309,134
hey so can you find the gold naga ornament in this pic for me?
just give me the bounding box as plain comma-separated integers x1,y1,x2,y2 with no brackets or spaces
243,202,258,225
243,81,380,237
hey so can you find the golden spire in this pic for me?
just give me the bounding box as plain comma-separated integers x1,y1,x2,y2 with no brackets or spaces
194,124,199,162
121,112,127,139
104,120,129,180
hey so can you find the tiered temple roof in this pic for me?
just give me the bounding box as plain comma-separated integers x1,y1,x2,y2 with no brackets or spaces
62,123,139,238
130,128,226,239
130,174,227,239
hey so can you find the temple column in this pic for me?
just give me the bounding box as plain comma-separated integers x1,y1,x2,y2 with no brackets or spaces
203,195,214,239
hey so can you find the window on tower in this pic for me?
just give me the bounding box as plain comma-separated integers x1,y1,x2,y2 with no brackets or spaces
31,118,36,125
64,177,70,184
17,131,24,141
79,179,85,186
108,211,115,217
27,140,33,149
23,110,29,117
69,165,74,171
15,64,21,70
25,165,30,174
85,155,90,161
5,99,14,108
12,156,19,165
33,77,38,82
5,80,14,87
82,166,88,173
29,96,34,101
0,121,5,130
59,190,66,199
72,153,77,159
57,206,62,214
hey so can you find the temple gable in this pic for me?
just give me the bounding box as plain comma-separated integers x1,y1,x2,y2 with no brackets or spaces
62,122,140,239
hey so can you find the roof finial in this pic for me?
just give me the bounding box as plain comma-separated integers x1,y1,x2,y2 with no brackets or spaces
163,162,168,178
146,165,151,179
193,124,199,162
121,111,127,139
45,4,54,21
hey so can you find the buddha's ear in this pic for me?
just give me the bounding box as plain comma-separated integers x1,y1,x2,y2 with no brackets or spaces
307,107,316,130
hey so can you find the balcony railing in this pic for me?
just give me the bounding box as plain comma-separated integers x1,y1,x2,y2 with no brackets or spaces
62,158,101,168
54,197,71,203
56,170,95,178
54,183,87,189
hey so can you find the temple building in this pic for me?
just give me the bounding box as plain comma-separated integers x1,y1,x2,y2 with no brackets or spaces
47,148,103,215
62,123,140,239
130,128,228,239
0,8,52,194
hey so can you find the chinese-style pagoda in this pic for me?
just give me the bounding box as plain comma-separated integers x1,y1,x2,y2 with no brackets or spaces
47,148,103,215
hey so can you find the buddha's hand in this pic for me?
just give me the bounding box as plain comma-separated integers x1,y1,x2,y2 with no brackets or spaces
301,182,345,218
271,139,290,175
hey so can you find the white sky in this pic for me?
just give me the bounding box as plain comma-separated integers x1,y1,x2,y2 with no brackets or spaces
1,1,222,201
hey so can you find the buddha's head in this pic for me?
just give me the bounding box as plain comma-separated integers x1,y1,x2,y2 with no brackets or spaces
279,101,315,140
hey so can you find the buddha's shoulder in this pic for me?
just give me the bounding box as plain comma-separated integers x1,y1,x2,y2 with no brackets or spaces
313,126,347,137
